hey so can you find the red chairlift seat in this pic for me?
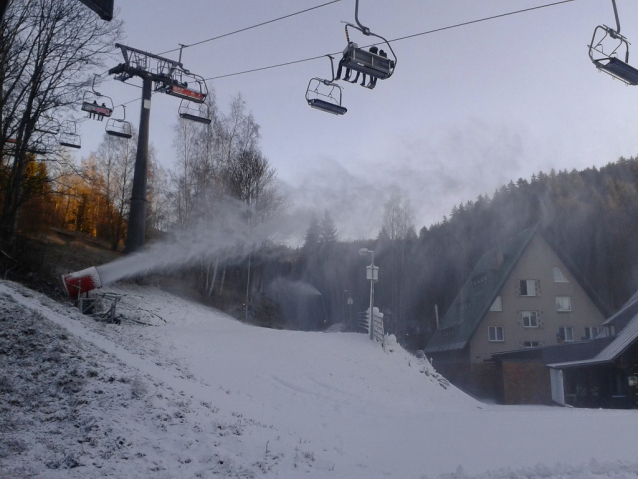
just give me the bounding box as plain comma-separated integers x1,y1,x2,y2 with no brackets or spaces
82,101,113,118
168,84,205,103
81,77,114,120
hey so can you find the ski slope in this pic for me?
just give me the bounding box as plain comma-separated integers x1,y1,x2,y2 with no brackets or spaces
1,279,638,479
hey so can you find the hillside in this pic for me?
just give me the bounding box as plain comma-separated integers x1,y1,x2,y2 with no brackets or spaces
2,280,638,478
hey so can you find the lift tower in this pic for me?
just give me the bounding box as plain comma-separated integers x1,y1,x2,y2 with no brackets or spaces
108,44,207,253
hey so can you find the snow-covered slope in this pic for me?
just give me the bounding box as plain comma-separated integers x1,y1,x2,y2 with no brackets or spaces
2,280,638,479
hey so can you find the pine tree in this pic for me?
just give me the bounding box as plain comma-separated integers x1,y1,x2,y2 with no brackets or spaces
303,214,321,251
319,210,338,245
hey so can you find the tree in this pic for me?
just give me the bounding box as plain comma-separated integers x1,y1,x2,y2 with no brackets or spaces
303,213,320,252
94,131,136,249
319,210,337,245
0,0,122,245
382,186,414,241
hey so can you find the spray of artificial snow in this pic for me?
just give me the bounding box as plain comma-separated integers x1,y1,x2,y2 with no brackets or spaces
96,200,296,286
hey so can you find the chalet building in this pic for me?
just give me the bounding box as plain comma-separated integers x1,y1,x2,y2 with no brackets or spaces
491,290,638,408
424,225,609,400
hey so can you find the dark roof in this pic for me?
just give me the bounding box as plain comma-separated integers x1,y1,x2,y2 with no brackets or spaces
548,292,638,369
425,225,538,353
491,337,615,365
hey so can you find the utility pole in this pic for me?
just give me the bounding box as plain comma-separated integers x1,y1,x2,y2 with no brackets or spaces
359,248,378,340
108,43,208,253
125,75,152,253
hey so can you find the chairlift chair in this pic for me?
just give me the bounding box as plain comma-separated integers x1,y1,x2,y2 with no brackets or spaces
589,0,638,85
81,75,114,120
335,0,397,89
178,100,212,124
59,121,81,149
163,69,208,103
105,105,133,139
306,56,347,115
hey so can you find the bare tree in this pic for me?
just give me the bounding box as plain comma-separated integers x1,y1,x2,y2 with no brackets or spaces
94,131,135,249
0,0,122,245
381,186,415,336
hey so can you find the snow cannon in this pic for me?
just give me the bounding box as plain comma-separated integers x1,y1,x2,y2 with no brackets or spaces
61,266,102,299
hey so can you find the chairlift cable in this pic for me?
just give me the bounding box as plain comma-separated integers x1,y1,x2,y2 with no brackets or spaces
99,0,575,108
203,0,575,81
156,0,343,56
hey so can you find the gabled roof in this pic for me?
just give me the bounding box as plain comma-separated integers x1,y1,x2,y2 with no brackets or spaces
425,225,538,354
424,224,609,355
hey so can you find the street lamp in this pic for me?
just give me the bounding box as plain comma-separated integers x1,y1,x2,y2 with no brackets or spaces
347,296,353,330
359,248,378,340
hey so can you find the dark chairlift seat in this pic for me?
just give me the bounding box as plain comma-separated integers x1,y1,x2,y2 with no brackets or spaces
593,56,638,85
305,76,347,116
308,98,347,116
589,1,638,86
59,136,81,149
105,118,133,139
178,100,212,124
59,121,81,149
339,45,394,81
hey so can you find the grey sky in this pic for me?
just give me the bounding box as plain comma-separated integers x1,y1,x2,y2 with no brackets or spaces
79,0,638,240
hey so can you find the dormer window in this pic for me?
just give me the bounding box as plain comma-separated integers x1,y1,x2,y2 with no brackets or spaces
472,273,487,286
457,299,471,312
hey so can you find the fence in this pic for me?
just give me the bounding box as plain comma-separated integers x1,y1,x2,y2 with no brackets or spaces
357,307,384,343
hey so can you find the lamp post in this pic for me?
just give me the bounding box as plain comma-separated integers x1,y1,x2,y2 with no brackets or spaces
347,296,353,330
359,248,378,340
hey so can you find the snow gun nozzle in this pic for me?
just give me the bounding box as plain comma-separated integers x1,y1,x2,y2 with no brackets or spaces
61,266,102,299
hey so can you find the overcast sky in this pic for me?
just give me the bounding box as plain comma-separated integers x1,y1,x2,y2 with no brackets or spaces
77,0,638,240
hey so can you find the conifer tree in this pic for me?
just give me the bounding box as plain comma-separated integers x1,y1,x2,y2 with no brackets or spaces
319,210,337,245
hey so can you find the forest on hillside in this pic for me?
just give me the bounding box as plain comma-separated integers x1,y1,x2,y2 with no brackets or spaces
289,158,638,349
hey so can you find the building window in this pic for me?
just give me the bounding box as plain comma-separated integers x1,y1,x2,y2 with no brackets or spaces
584,327,599,340
523,341,540,348
558,326,574,342
519,279,537,297
553,267,569,283
490,296,502,312
522,311,539,328
556,296,572,312
488,326,504,342
472,273,487,286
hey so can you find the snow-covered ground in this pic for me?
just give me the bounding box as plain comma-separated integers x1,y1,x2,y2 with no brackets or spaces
1,279,638,479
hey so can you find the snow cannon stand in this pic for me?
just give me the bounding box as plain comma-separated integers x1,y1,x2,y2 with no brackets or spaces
61,267,121,324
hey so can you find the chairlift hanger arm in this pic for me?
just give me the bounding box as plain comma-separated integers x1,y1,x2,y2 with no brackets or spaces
354,0,370,35
611,0,621,35
325,55,336,84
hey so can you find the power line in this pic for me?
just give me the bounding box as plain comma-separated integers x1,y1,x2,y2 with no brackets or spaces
156,0,342,56
203,0,574,81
